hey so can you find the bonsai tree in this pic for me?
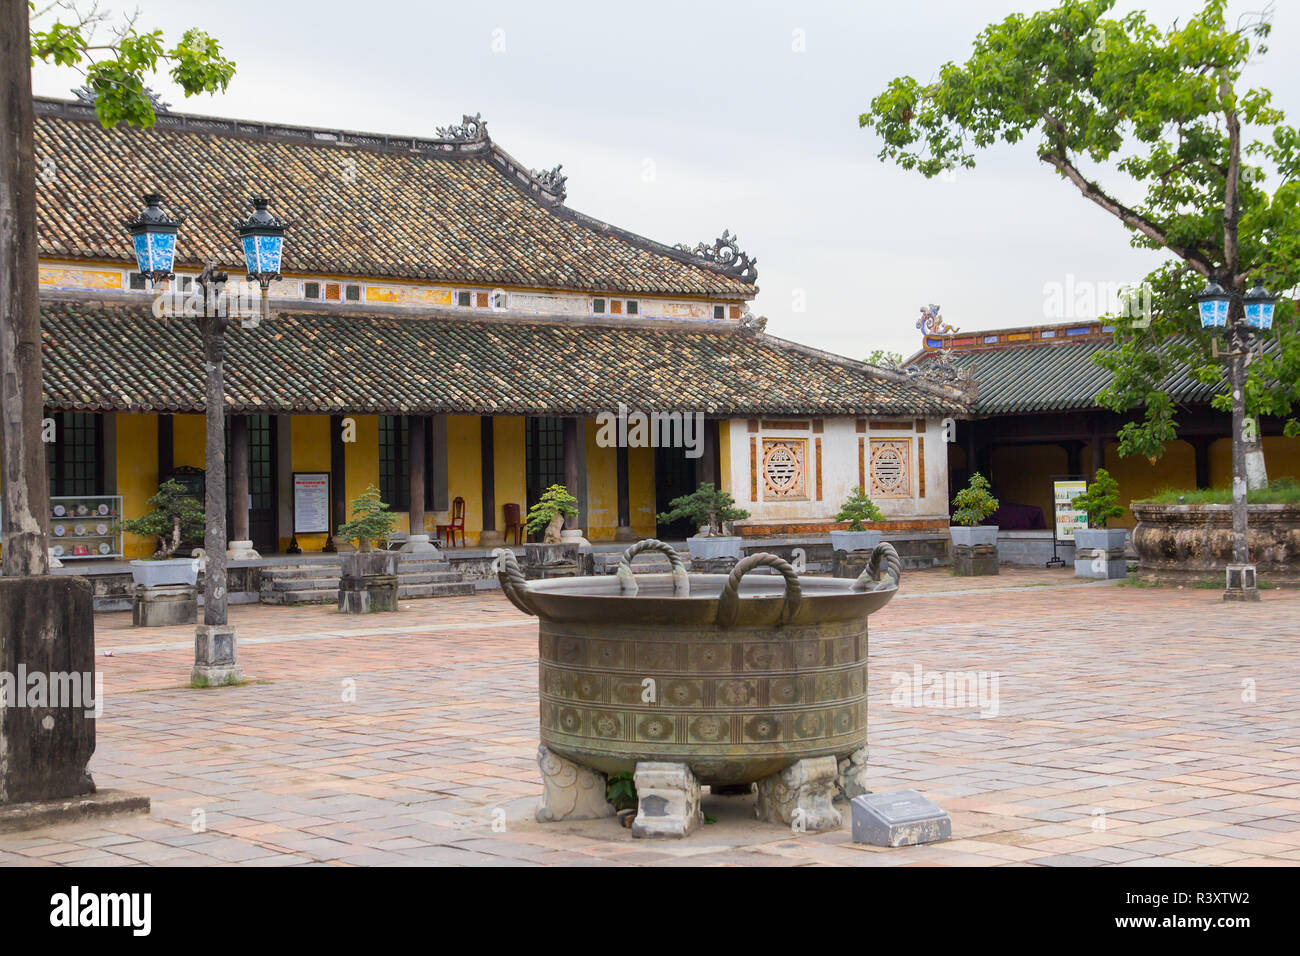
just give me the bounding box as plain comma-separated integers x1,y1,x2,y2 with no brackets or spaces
1074,468,1125,530
835,486,885,530
951,472,999,528
526,484,579,543
121,479,205,559
336,484,398,552
656,482,749,537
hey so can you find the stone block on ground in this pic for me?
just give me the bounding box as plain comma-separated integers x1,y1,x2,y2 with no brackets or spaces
632,762,701,839
851,789,951,847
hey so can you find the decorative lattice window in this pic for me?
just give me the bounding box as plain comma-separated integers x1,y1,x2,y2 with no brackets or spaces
869,439,912,498
762,439,807,499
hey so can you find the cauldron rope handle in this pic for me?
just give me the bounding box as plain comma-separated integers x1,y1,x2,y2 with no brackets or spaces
492,548,535,616
716,552,801,627
853,542,902,592
615,538,690,596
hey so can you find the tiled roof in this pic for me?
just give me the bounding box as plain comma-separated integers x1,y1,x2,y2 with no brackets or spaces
41,300,966,417
32,98,754,298
910,336,1219,415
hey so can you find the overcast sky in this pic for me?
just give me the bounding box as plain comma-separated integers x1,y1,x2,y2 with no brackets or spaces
30,0,1297,360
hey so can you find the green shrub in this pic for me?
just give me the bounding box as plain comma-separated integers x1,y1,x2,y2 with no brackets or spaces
526,484,579,541
1139,476,1300,506
656,482,749,536
835,486,885,531
121,478,205,559
951,472,999,527
1074,468,1125,529
336,484,397,552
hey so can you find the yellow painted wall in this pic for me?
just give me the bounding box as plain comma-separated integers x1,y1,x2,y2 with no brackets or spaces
172,414,205,468
494,416,526,539
991,444,1067,526
343,415,380,535
718,420,732,496
288,414,332,550
1209,436,1300,489
1090,439,1196,528
585,418,619,541
442,414,483,544
629,445,656,536
116,412,159,559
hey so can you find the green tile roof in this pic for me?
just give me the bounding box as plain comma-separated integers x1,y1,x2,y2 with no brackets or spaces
33,98,754,299
41,300,967,417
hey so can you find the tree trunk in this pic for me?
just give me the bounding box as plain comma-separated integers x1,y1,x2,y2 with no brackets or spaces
0,2,49,577
544,513,564,544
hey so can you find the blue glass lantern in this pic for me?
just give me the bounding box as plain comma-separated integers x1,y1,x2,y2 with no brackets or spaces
123,194,180,283
237,196,287,289
1242,279,1278,332
1194,277,1231,329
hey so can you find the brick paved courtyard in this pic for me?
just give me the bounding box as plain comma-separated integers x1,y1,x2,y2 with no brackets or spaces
2,568,1298,867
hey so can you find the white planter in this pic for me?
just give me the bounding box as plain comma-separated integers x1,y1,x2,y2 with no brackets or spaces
687,535,744,562
1072,528,1128,552
830,529,882,553
130,557,199,588
949,526,999,548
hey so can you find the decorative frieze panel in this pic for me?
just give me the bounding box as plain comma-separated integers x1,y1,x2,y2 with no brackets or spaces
869,439,912,499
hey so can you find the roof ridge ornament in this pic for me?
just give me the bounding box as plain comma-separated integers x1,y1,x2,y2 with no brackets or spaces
674,229,758,284
75,86,171,113
917,303,958,338
435,112,488,143
529,163,567,203
738,310,767,333
906,348,974,389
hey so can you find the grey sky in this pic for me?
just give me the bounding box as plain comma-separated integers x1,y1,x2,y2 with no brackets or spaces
31,0,1298,360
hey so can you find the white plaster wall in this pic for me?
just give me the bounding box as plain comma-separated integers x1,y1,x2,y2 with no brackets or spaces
724,416,950,523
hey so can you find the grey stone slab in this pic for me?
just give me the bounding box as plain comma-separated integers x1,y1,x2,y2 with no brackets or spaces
850,790,951,847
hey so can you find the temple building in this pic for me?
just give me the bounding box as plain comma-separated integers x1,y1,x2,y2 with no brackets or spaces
27,96,966,564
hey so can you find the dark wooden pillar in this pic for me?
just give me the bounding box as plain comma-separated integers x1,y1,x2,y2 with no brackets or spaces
563,416,581,530
1062,440,1083,477
158,414,174,479
1089,433,1105,479
479,416,503,546
615,443,634,540
697,418,719,487
407,415,425,537
1192,436,1211,490
230,414,250,544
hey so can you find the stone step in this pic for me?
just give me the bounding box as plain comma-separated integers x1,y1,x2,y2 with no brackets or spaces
396,571,463,585
261,587,337,605
261,565,342,580
262,575,339,591
398,581,476,599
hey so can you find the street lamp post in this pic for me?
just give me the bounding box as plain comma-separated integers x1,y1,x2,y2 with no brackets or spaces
1194,276,1279,602
126,195,286,683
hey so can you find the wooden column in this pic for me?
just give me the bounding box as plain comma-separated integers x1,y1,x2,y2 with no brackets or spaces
328,414,346,549
230,414,251,544
479,416,503,546
407,416,425,537
158,414,174,479
1192,436,1211,490
563,416,581,530
1089,433,1105,479
614,443,636,541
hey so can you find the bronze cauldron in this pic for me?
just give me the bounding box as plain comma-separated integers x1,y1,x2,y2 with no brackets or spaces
498,539,899,787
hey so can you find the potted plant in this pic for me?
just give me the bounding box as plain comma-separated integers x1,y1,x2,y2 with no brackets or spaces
657,482,749,563
831,486,885,552
1072,468,1128,577
123,479,205,587
950,472,999,548
526,484,579,543
336,484,400,612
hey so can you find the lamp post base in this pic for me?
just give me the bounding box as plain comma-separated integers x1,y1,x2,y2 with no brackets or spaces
1223,564,1261,602
192,624,243,686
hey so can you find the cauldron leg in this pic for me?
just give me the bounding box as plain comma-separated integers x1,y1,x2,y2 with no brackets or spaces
535,746,616,823
836,747,870,801
631,763,701,839
755,756,842,833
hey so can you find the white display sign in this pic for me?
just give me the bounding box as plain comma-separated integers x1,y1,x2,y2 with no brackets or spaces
293,473,330,534
1053,479,1088,542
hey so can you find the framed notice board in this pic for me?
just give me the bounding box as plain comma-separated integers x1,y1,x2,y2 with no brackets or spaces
292,472,330,534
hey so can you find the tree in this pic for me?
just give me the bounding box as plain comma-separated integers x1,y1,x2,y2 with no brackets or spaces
860,0,1299,486
336,484,397,552
951,472,999,528
120,478,205,559
1,0,234,577
525,484,579,543
656,482,749,536
1073,467,1126,528
834,486,885,531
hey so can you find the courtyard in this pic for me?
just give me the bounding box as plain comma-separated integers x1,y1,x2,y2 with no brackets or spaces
2,568,1296,867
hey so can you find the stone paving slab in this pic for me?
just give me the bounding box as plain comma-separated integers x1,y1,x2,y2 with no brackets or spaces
2,567,1297,866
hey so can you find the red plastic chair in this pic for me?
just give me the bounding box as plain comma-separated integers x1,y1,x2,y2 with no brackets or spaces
503,503,524,546
436,497,466,548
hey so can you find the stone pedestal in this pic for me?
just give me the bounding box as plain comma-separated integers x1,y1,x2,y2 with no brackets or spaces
338,550,400,613
1074,549,1127,579
535,745,615,822
192,624,242,686
850,790,951,847
632,762,701,839
524,541,580,580
225,539,261,560
132,584,197,627
690,556,739,574
397,533,440,555
755,756,842,832
1224,564,1260,602
836,746,870,800
0,576,96,805
952,544,998,576
832,549,873,580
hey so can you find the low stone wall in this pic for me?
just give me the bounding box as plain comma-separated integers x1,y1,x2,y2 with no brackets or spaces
1132,502,1300,584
